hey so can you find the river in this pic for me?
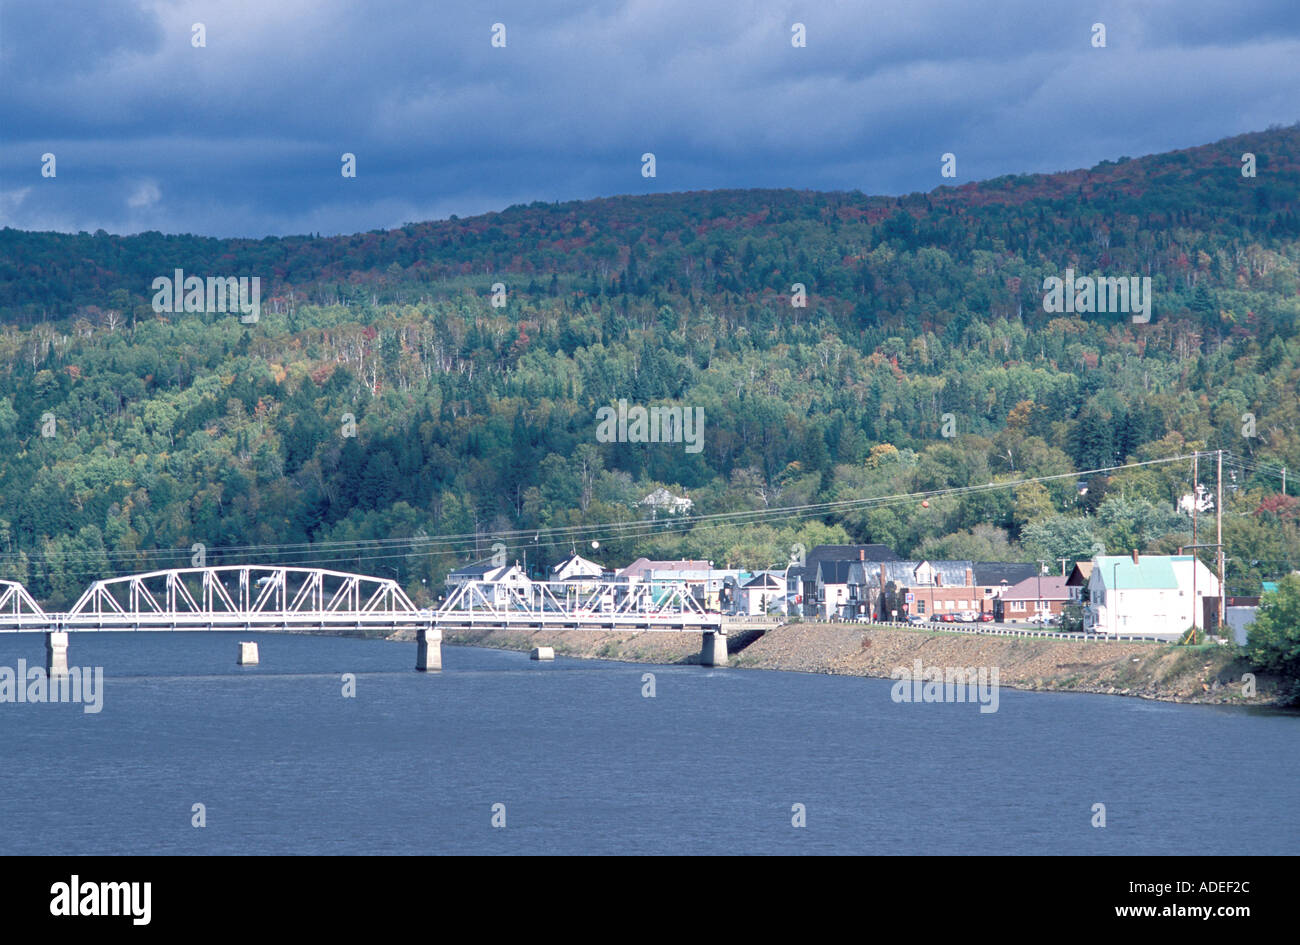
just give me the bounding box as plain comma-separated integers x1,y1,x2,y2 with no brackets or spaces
1,632,1296,854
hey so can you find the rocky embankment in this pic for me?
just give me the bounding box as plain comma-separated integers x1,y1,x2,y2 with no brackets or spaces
731,623,1286,705
390,622,1291,706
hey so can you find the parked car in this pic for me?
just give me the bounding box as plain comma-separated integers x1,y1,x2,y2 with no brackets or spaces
978,612,994,622
907,614,927,626
957,611,978,623
937,613,955,623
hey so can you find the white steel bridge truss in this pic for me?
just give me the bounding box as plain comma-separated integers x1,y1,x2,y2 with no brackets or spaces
435,578,722,631
0,567,425,633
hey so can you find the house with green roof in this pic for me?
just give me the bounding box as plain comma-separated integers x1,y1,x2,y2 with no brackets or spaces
1084,553,1220,638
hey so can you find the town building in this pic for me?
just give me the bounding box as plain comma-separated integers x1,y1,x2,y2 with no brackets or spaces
446,558,524,590
1064,562,1093,602
444,559,532,606
798,544,898,617
550,552,606,582
740,572,785,615
1085,553,1220,638
639,488,694,518
843,559,972,620
1001,575,1071,623
815,559,857,619
972,562,1039,619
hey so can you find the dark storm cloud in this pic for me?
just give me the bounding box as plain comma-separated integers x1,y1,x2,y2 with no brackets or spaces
1,0,1298,237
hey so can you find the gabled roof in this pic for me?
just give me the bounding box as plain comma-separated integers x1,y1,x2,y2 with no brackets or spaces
872,561,917,585
1003,575,1071,602
805,544,900,566
1065,562,1094,586
551,552,604,576
910,560,975,585
1093,555,1179,590
855,560,975,587
448,561,527,583
618,558,711,579
449,558,500,578
743,572,784,589
972,562,1037,587
816,560,856,584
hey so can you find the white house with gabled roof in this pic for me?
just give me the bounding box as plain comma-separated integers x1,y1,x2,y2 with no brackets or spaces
1085,553,1219,638
551,552,605,581
740,571,785,615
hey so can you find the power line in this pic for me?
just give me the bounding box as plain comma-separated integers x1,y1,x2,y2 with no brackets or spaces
3,454,1202,582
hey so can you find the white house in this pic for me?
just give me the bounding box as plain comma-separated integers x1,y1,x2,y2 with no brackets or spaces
639,488,694,518
815,560,855,619
445,559,532,607
740,572,785,615
1085,553,1220,638
550,552,605,581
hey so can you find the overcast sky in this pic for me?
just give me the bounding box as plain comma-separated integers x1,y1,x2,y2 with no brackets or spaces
2,0,1298,238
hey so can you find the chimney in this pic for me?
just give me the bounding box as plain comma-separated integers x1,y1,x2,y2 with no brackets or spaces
965,567,974,587
1131,549,1139,566
859,549,865,561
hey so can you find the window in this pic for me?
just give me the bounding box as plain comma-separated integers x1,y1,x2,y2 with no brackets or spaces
958,600,969,609
946,600,955,610
917,600,925,614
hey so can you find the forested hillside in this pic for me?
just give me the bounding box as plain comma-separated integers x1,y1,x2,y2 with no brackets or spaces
1,125,1298,607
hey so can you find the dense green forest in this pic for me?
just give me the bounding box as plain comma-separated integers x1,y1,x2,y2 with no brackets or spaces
0,125,1298,607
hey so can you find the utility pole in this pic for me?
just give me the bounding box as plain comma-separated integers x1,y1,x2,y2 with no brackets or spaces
1112,560,1120,635
1217,449,1225,633
1191,452,1198,551
1192,451,1198,627
1037,560,1045,622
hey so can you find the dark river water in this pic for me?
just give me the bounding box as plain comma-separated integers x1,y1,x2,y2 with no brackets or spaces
0,631,1296,855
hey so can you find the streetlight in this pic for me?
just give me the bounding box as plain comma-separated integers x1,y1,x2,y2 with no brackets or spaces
1037,560,1045,623
1112,559,1121,635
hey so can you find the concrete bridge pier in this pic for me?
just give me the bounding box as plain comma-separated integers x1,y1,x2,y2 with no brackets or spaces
700,629,727,667
46,631,69,677
416,627,442,672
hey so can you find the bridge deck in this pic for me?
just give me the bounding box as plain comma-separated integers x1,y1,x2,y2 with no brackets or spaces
0,614,427,632
432,612,722,632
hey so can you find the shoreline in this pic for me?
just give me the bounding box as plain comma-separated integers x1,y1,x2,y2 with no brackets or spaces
390,622,1293,707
